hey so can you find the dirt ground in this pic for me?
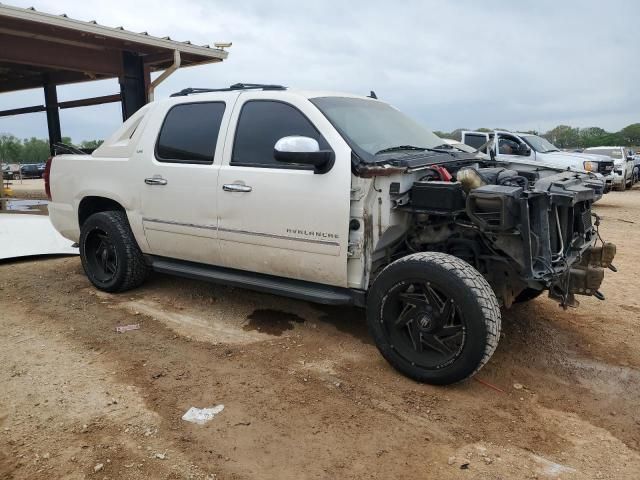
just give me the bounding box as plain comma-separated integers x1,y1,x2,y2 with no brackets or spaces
1,187,639,480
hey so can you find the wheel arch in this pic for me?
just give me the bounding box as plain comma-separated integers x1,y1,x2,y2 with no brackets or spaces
78,196,125,227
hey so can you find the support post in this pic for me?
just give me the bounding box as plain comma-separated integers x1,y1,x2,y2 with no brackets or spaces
43,79,62,155
119,51,148,120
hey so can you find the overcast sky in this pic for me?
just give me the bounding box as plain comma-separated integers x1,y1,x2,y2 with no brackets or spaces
1,0,638,142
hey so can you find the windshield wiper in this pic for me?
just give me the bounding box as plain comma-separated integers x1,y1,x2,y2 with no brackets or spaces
433,144,454,150
433,144,473,153
422,147,458,156
375,145,427,155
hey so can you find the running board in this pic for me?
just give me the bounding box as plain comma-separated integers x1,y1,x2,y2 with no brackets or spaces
147,256,365,307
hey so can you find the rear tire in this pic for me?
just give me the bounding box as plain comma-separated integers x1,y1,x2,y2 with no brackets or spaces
80,211,149,292
367,252,501,385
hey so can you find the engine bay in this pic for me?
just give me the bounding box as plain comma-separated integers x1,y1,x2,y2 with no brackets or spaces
387,161,616,308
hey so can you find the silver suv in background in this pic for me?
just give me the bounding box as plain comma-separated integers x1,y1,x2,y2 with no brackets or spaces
583,147,636,190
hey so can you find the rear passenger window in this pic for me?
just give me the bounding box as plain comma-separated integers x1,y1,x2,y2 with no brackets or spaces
464,134,488,151
156,102,225,164
232,100,329,168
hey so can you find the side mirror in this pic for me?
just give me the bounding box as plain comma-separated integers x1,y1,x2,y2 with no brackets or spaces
274,136,334,174
517,143,531,156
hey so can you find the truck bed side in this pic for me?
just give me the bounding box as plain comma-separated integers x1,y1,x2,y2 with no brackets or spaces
48,104,154,245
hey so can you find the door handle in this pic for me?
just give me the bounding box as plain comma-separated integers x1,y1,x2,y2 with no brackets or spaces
145,176,167,186
223,183,252,193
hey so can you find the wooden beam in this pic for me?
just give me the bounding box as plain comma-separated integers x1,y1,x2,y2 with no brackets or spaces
142,51,223,69
44,80,62,153
58,93,121,109
0,77,45,93
0,104,46,117
0,33,122,76
142,52,174,65
0,70,112,94
0,94,122,119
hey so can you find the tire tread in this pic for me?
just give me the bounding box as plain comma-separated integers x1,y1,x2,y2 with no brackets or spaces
81,211,148,292
371,252,501,382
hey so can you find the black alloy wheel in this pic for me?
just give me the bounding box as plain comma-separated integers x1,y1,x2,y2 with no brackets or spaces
383,281,465,369
367,252,501,385
84,228,119,284
79,211,149,292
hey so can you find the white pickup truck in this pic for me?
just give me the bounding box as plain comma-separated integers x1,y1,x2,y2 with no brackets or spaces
46,84,616,385
462,130,615,193
583,146,636,190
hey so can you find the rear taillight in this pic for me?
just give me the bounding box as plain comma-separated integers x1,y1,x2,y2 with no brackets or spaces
44,156,53,200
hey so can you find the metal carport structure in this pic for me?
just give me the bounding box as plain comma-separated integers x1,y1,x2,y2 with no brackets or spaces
0,3,230,152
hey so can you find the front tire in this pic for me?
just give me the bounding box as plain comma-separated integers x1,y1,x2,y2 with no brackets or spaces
80,211,149,292
367,252,501,385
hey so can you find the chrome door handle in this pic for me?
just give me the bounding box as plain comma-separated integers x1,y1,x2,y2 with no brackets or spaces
223,183,252,192
145,176,167,186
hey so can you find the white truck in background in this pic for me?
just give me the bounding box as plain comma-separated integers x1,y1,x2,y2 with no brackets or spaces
462,131,615,193
45,84,616,385
583,146,636,190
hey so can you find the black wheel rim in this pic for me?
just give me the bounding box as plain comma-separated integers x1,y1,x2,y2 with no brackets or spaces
85,228,118,283
382,280,466,369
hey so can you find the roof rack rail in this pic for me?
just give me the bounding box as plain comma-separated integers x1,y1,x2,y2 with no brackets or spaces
170,83,286,97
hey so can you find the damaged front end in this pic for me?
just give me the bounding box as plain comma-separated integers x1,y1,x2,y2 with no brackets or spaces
465,170,616,308
394,160,617,309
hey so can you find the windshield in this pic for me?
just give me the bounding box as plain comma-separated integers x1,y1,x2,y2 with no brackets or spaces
521,135,559,153
585,148,623,159
310,97,442,161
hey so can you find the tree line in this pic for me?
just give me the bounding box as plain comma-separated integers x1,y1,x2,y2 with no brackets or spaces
435,123,640,149
0,134,103,164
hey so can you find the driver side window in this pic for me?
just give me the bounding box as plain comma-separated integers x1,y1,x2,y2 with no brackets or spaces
498,135,524,156
231,100,330,169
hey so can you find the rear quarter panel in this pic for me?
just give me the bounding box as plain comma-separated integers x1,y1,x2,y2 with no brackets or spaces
49,155,149,249
49,104,156,247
